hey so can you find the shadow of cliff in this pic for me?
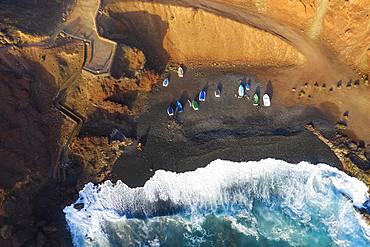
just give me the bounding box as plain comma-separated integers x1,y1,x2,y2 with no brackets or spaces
0,53,62,189
105,90,139,110
0,50,73,246
79,107,138,139
98,11,170,72
0,0,73,35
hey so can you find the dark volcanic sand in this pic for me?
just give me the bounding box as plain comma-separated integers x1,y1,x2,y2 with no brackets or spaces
112,69,341,187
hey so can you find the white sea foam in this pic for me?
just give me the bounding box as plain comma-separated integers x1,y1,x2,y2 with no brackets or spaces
64,159,370,246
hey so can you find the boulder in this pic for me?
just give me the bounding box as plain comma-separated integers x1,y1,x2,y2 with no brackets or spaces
0,224,13,240
111,45,146,79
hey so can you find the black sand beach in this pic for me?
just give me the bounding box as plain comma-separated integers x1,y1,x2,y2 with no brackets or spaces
112,69,341,187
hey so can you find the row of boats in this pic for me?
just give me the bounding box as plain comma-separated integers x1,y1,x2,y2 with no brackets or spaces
166,90,206,116
237,81,271,107
163,66,270,116
166,84,270,116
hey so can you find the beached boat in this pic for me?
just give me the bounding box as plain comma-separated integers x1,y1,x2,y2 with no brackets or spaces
167,106,174,116
162,77,169,87
177,66,184,78
215,89,221,97
199,90,206,102
187,99,192,107
192,100,199,110
176,101,183,113
263,94,271,107
245,81,251,91
238,84,244,98
253,93,259,106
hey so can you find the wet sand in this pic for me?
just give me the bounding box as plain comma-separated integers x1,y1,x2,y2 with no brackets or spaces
112,68,341,187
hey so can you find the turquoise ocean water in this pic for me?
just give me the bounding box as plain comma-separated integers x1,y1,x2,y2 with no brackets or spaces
64,159,370,247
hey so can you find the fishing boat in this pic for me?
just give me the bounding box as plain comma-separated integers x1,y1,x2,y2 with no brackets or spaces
215,89,221,97
199,90,206,102
187,99,192,107
192,100,199,110
177,66,184,78
167,106,174,116
162,77,169,87
253,93,259,106
238,84,245,98
263,94,271,107
245,81,251,91
176,101,183,113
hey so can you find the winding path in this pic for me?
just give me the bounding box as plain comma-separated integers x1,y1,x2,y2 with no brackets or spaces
52,71,85,181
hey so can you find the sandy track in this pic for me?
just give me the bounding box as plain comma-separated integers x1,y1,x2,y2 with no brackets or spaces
179,0,352,78
103,0,353,79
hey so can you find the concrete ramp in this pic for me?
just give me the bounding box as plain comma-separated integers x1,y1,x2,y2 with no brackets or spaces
63,0,116,75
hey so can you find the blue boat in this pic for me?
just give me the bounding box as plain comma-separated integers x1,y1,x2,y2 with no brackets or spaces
162,77,169,87
199,90,206,102
245,81,251,91
167,106,174,116
238,84,245,97
176,101,183,113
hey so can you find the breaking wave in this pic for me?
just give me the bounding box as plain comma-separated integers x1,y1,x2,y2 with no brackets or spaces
64,159,370,246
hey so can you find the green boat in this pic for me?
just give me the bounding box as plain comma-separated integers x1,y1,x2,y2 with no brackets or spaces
253,93,259,106
192,100,199,110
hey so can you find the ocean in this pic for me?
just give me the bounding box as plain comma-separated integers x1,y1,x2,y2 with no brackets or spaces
64,159,370,246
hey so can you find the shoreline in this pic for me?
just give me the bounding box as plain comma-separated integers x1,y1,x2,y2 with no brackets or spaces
111,69,342,187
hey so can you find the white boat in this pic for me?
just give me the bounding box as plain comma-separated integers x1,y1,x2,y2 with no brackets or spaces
177,66,184,78
187,99,192,107
162,77,169,87
238,84,244,98
263,94,271,107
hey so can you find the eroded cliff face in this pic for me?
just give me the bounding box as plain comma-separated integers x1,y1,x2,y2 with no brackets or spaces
322,0,370,74
99,0,368,73
0,41,83,246
0,42,83,190
99,1,306,70
215,0,370,74
0,40,159,245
